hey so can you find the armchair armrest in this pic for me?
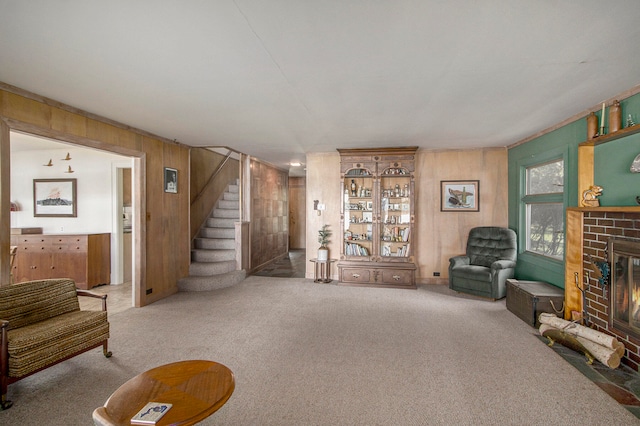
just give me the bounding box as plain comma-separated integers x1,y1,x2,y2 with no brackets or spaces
1,319,8,380
491,259,516,270
449,255,470,269
76,290,108,312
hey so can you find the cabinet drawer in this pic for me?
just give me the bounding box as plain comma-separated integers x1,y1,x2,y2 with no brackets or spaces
50,235,87,246
12,236,48,245
340,268,371,283
380,269,414,286
18,244,50,253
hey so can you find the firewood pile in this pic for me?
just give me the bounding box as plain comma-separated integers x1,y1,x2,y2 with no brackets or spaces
538,313,625,369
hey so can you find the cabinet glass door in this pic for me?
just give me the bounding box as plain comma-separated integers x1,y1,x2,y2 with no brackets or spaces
380,169,411,258
343,169,373,258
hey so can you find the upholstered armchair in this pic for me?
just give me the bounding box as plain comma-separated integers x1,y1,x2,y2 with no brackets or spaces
448,226,517,300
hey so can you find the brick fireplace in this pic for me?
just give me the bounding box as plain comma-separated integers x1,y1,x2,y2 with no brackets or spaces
580,210,640,370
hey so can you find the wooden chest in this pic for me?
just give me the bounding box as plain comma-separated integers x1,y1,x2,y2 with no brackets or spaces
506,279,564,327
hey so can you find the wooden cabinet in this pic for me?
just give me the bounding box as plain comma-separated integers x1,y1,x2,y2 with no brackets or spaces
11,233,111,289
337,147,417,288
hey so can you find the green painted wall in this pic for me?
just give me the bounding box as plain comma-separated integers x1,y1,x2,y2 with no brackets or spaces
594,94,640,206
508,90,640,288
508,121,581,288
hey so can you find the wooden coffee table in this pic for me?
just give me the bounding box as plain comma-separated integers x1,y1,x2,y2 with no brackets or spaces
93,360,235,426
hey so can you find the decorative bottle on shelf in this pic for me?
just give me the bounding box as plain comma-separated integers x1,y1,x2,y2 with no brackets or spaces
587,112,598,140
350,179,357,197
609,100,621,133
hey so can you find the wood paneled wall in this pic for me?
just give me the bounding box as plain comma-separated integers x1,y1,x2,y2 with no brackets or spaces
249,159,289,271
415,148,508,283
288,177,306,249
190,148,239,239
305,148,508,282
0,85,190,306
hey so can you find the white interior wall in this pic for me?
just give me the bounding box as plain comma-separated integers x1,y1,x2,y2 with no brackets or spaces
10,147,130,233
10,141,133,286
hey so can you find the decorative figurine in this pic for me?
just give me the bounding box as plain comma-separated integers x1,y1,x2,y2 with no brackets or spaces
581,185,603,207
627,114,636,128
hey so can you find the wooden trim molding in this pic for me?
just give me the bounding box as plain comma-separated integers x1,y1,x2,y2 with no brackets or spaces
509,84,640,149
0,81,187,148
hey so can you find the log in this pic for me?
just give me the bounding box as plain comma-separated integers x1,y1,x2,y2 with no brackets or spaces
538,313,621,350
539,324,594,364
576,336,621,369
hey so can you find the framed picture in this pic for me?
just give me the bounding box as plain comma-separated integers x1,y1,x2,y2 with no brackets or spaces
362,211,373,223
33,178,77,217
366,201,373,211
441,180,479,212
164,167,178,193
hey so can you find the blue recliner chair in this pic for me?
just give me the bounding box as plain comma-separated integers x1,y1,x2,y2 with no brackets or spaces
448,226,517,300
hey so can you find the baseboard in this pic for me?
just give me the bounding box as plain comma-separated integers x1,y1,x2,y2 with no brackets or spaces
417,277,448,285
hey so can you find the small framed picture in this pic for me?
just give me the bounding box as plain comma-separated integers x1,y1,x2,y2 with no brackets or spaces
366,201,373,211
441,180,479,212
33,178,77,217
363,211,373,223
164,168,177,193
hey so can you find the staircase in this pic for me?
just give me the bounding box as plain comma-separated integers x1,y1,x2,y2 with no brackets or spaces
177,181,246,291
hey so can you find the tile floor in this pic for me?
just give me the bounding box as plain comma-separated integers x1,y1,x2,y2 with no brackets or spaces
252,249,306,278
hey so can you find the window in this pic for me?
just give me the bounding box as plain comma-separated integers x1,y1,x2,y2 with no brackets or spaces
523,159,564,259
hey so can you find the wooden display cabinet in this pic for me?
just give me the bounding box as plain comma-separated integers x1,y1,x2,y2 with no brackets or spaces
337,147,417,288
11,233,111,289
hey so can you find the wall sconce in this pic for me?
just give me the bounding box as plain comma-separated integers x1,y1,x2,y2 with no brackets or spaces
313,200,325,216
631,153,640,173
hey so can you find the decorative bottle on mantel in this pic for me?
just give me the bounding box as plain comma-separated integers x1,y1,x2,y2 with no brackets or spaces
609,100,622,133
587,112,598,140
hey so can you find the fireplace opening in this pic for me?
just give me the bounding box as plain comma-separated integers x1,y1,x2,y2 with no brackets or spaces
609,238,640,337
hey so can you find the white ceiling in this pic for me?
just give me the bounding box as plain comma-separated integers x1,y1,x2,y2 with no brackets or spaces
2,1,640,176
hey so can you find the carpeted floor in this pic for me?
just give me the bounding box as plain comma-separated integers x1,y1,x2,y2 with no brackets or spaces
2,277,639,425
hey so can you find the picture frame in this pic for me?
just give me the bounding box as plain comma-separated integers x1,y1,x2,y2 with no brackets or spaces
164,167,178,193
441,180,479,212
33,178,77,217
366,201,373,211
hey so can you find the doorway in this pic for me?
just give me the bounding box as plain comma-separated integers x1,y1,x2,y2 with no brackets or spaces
7,129,142,309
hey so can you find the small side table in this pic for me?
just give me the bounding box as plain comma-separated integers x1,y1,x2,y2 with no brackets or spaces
310,258,336,283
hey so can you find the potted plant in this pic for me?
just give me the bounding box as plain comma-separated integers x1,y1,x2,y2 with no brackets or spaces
317,224,331,261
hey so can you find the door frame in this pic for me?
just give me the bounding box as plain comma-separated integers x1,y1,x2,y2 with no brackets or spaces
0,117,146,307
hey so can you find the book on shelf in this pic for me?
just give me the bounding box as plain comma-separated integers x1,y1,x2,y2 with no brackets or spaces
345,242,369,256
131,402,172,425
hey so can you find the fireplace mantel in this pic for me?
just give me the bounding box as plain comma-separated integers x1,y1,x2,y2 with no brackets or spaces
568,206,640,213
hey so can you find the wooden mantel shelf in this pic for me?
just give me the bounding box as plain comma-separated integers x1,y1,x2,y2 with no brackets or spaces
567,206,640,213
579,122,640,146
